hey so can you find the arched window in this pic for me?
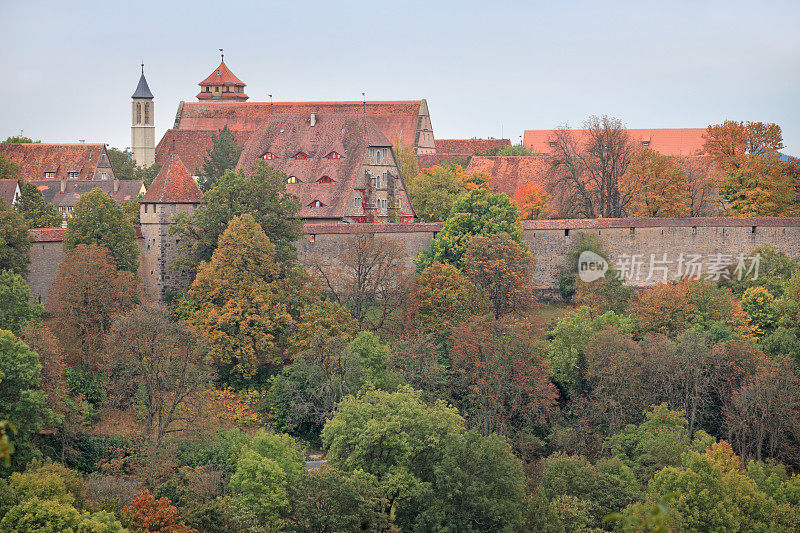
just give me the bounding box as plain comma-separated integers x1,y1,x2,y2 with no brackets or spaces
136,103,141,124
318,176,333,183
376,150,381,164
144,102,150,124
287,176,299,184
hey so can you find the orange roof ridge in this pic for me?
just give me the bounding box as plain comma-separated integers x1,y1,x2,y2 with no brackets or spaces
141,153,202,204
199,61,245,87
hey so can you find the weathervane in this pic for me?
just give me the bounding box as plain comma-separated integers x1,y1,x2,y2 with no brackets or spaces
219,48,224,62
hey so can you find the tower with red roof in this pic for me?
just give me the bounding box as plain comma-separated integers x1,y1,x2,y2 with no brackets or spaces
139,152,203,300
197,56,248,102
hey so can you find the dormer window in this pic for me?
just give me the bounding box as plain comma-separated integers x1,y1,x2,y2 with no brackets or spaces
44,172,55,179
294,152,309,160
318,176,334,183
308,200,326,208
287,176,300,184
261,152,276,160
68,172,79,179
548,141,556,147
326,151,342,160
642,141,650,146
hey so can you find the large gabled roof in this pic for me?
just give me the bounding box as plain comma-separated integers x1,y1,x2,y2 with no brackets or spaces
237,113,393,220
523,128,707,157
141,153,202,204
0,143,107,182
466,156,549,199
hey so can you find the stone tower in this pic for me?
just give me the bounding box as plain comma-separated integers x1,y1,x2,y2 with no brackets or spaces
139,152,202,301
131,65,155,167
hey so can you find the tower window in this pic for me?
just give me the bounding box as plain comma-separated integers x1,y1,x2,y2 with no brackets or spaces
144,102,150,124
136,103,141,124
318,176,333,183
287,176,299,184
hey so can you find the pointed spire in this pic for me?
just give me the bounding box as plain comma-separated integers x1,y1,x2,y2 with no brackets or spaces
132,64,153,99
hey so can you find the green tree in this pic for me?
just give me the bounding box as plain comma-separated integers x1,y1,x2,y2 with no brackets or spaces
418,187,523,270
1,498,128,532
0,269,40,334
14,181,62,228
228,431,305,531
198,125,243,192
407,163,476,222
173,162,302,273
106,147,136,180
4,135,39,143
0,153,20,180
0,198,30,275
188,214,303,379
741,286,779,338
0,331,57,473
135,162,162,187
395,140,419,188
64,188,139,272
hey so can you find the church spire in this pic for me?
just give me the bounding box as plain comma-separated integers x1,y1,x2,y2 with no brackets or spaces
132,64,153,99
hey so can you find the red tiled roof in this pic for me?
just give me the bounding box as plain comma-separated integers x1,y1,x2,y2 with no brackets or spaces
32,180,145,208
142,154,202,204
197,90,249,100
523,128,707,157
436,138,511,155
174,100,423,146
237,113,410,220
154,129,254,175
0,143,107,181
28,227,67,242
199,61,245,87
466,156,549,198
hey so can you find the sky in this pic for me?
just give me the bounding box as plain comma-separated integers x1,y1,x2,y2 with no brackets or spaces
1,0,798,154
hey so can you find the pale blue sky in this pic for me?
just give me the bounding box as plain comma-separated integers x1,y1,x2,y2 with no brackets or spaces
1,0,798,154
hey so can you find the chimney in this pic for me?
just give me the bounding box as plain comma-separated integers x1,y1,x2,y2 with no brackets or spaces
310,112,317,127
113,178,119,193
60,178,66,194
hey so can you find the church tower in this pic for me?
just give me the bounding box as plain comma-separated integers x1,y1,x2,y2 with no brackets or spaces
131,65,155,167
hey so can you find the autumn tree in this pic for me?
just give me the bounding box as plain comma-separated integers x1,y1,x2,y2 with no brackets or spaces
123,490,197,533
50,244,138,370
394,140,419,188
0,332,56,473
679,155,716,216
173,162,302,273
514,180,553,220
620,148,690,217
188,214,304,379
0,198,30,275
198,125,242,192
0,269,40,334
463,232,535,317
307,231,408,330
64,188,139,272
546,115,636,218
405,261,490,336
406,163,486,222
418,187,523,270
109,303,211,449
14,181,62,228
449,315,556,458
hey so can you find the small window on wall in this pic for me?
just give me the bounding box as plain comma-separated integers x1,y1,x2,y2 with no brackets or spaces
354,197,361,207
381,199,387,209
68,172,79,179
376,150,381,164
287,176,299,184
144,204,148,213
309,234,315,243
369,148,375,157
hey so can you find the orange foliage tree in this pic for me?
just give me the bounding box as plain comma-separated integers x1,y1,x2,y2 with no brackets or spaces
123,490,197,533
620,148,690,217
514,181,553,220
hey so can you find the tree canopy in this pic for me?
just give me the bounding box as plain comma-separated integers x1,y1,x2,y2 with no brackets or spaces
0,199,30,275
14,182,62,228
198,125,243,192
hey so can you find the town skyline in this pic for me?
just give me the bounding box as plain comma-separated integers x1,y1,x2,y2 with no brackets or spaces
1,0,798,154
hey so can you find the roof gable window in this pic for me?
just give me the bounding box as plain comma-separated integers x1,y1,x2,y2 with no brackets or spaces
287,176,300,184
308,200,326,208
318,176,334,183
44,172,55,179
261,151,276,160
326,151,342,160
294,152,309,160
642,140,650,146
68,172,79,179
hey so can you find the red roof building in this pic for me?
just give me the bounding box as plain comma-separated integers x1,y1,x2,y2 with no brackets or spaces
523,128,707,157
196,60,248,101
417,138,511,168
141,153,202,204
237,113,414,223
0,143,117,182
466,156,549,199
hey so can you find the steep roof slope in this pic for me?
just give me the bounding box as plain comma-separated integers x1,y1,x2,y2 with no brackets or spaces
33,180,145,208
0,143,106,181
0,179,20,206
237,113,391,219
154,129,255,174
141,153,202,204
466,156,549,198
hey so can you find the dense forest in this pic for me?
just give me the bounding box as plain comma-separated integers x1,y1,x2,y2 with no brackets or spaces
1,121,800,532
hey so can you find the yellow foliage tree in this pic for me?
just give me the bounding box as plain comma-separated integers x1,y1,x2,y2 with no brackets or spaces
514,181,553,220
620,148,690,217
